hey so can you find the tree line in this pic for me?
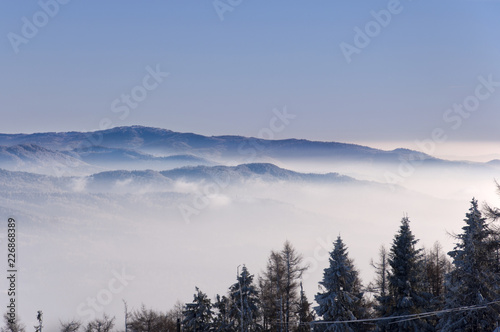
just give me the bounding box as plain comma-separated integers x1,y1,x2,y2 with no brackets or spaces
4,189,500,331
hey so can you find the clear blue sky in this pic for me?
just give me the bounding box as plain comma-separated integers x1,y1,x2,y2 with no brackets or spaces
1,0,499,143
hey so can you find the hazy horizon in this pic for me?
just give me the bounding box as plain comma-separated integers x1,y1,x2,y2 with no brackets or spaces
2,1,500,141
1,125,499,163
1,0,499,330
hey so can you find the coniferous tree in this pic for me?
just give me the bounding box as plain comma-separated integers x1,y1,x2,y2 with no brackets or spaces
385,216,433,332
183,287,214,332
129,304,158,332
0,313,25,332
484,181,500,274
422,242,450,302
258,273,273,331
214,295,235,332
281,242,307,332
84,314,115,332
418,242,451,328
259,242,307,332
260,251,286,332
296,283,315,332
166,300,185,330
314,236,365,332
59,320,81,332
370,246,392,332
484,180,500,221
437,199,500,331
229,265,261,332
129,304,172,332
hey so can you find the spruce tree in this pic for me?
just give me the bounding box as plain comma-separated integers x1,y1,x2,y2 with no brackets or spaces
437,198,500,331
213,295,235,332
229,265,261,332
183,287,214,332
297,283,315,332
385,216,432,331
315,236,365,332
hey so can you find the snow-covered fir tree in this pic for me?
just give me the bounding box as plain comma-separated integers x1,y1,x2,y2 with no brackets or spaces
315,236,365,332
437,198,500,332
229,265,261,332
213,294,235,332
384,216,433,332
183,287,214,332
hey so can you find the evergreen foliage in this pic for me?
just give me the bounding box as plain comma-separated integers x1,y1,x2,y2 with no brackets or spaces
183,287,214,332
296,283,315,332
385,217,433,331
229,265,261,332
315,236,365,332
438,199,500,332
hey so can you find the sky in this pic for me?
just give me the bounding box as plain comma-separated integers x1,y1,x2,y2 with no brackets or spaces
1,0,499,155
1,1,500,328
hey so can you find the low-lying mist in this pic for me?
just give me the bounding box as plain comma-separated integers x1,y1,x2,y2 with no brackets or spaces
1,163,498,330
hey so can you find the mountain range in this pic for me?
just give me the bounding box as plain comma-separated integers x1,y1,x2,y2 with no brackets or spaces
0,163,360,194
0,128,494,332
0,125,432,161
0,126,495,177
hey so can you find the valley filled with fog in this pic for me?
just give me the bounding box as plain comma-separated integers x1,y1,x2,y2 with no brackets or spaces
0,126,498,330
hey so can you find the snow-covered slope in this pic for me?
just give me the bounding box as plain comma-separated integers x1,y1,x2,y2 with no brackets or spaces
0,162,374,194
0,144,98,175
0,126,436,164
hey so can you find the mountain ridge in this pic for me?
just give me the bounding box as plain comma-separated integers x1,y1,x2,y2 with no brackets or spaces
0,125,434,159
0,162,375,194
0,126,493,178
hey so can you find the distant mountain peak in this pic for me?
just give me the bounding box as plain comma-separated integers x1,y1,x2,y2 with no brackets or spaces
0,126,467,174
